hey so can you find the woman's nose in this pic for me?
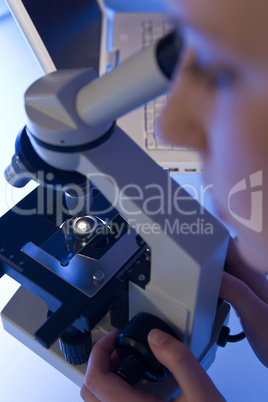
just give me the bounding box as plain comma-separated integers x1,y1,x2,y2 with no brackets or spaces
158,67,208,153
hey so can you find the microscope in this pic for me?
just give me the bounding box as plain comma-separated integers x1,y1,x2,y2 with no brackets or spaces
0,31,230,398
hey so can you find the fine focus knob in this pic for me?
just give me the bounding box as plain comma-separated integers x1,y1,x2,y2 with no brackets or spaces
113,312,179,387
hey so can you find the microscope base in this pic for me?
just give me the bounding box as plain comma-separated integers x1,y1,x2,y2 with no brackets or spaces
1,285,230,399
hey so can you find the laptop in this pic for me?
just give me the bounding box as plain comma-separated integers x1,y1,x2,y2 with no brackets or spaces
5,0,201,173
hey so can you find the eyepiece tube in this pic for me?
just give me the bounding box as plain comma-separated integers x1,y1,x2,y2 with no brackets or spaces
76,31,183,127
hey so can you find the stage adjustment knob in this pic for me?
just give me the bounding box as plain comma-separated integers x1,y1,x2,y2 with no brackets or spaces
59,326,92,366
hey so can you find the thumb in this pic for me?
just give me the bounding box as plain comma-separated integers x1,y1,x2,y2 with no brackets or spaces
148,329,224,401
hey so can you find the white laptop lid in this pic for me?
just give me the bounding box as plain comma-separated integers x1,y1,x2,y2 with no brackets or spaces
5,0,107,74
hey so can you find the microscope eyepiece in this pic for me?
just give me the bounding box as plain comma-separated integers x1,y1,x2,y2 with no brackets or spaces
156,30,183,79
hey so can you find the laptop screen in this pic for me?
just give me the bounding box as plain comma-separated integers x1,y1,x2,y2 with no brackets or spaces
21,0,102,71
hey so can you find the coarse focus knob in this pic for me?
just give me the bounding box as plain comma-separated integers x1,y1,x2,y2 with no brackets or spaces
59,326,92,366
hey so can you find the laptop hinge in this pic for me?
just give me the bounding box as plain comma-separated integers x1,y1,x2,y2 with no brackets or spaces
105,49,120,73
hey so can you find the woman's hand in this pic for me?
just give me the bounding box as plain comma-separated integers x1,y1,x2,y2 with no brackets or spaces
220,238,268,366
81,328,225,402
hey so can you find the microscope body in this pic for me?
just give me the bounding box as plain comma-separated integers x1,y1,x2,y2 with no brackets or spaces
0,33,229,397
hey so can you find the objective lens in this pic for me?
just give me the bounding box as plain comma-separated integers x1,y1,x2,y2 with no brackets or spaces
64,182,93,215
4,155,31,188
72,216,98,239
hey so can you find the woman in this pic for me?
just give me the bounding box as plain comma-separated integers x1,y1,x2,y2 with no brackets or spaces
81,0,268,400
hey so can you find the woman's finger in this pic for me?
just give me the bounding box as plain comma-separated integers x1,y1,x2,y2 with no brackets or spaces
80,383,100,402
148,329,225,402
225,238,268,303
82,330,159,402
220,271,268,366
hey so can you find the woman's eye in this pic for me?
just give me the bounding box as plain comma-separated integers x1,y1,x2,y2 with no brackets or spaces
184,61,235,90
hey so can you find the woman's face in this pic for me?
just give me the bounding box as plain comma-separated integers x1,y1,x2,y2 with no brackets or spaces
162,0,268,271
